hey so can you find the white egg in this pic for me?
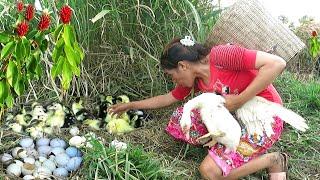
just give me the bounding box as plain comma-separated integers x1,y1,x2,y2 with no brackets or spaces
69,136,86,148
55,153,70,167
38,156,47,163
12,147,24,158
65,157,82,171
37,145,51,156
33,166,52,179
50,147,65,156
36,137,50,147
43,159,56,172
14,160,24,167
1,153,13,165
18,150,28,159
6,163,22,177
27,149,39,159
50,138,67,148
23,157,35,164
65,146,82,157
53,167,69,177
23,175,35,180
34,161,41,168
69,126,80,136
19,138,34,149
21,163,35,175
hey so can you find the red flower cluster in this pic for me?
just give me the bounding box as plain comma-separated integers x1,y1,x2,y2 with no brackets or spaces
17,1,24,12
312,30,318,37
59,5,72,24
25,4,34,21
16,21,29,37
38,12,51,31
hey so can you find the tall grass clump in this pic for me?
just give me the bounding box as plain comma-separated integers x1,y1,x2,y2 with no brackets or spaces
81,138,185,179
64,0,220,99
273,72,320,179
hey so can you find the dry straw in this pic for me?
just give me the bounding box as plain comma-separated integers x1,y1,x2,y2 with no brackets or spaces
206,0,305,62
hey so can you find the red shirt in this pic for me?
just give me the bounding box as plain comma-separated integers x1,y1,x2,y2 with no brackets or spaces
171,44,283,104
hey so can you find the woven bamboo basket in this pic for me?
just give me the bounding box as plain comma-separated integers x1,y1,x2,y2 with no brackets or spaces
206,0,305,62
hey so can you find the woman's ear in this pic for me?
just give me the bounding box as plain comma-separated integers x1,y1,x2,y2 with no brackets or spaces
177,61,189,71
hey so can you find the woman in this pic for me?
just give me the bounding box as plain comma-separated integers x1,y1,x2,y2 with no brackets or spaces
110,36,288,180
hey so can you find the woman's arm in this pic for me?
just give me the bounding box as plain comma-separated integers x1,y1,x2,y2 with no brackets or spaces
225,51,286,111
109,92,179,114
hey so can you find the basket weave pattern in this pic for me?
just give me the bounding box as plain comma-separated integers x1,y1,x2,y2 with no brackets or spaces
206,0,305,62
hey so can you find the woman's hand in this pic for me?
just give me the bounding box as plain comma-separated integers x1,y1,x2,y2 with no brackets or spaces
108,102,133,116
223,94,245,112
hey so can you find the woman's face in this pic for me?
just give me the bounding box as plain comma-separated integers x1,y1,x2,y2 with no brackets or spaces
164,61,195,88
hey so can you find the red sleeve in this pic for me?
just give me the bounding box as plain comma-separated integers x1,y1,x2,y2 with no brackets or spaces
210,44,257,70
171,85,192,100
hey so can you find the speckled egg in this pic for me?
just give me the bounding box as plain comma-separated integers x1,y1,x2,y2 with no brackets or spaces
65,157,82,171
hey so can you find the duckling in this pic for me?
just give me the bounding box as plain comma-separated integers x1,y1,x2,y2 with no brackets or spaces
106,118,134,135
127,109,152,128
9,123,24,133
83,119,103,131
116,95,130,104
26,127,43,138
72,97,84,115
95,94,116,119
46,103,65,133
62,106,76,128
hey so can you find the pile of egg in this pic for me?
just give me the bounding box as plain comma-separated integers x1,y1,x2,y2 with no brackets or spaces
0,137,83,179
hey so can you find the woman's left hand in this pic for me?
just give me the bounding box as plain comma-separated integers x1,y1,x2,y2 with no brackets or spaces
223,94,245,112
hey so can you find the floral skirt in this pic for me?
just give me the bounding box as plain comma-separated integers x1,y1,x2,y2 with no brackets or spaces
165,107,284,176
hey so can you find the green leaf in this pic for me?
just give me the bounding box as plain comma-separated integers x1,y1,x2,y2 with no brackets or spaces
63,25,75,47
90,10,111,23
53,24,63,40
74,42,85,62
26,30,38,39
22,37,31,58
51,56,65,78
6,61,18,87
27,56,37,74
40,39,48,52
52,38,65,63
35,64,42,78
0,80,9,104
64,45,78,67
1,41,15,60
14,75,25,96
5,94,14,108
15,40,26,62
62,60,73,90
0,32,11,43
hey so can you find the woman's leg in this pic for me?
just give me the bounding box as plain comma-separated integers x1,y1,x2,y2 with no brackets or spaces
199,152,286,180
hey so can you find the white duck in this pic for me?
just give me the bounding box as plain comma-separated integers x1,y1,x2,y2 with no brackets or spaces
180,93,241,151
180,93,309,151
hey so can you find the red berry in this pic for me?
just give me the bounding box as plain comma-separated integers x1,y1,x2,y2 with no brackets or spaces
312,30,318,37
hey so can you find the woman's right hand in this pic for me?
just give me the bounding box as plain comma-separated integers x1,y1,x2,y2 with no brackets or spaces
108,102,133,116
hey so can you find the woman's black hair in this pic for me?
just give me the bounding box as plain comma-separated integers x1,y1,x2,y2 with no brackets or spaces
160,37,210,70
